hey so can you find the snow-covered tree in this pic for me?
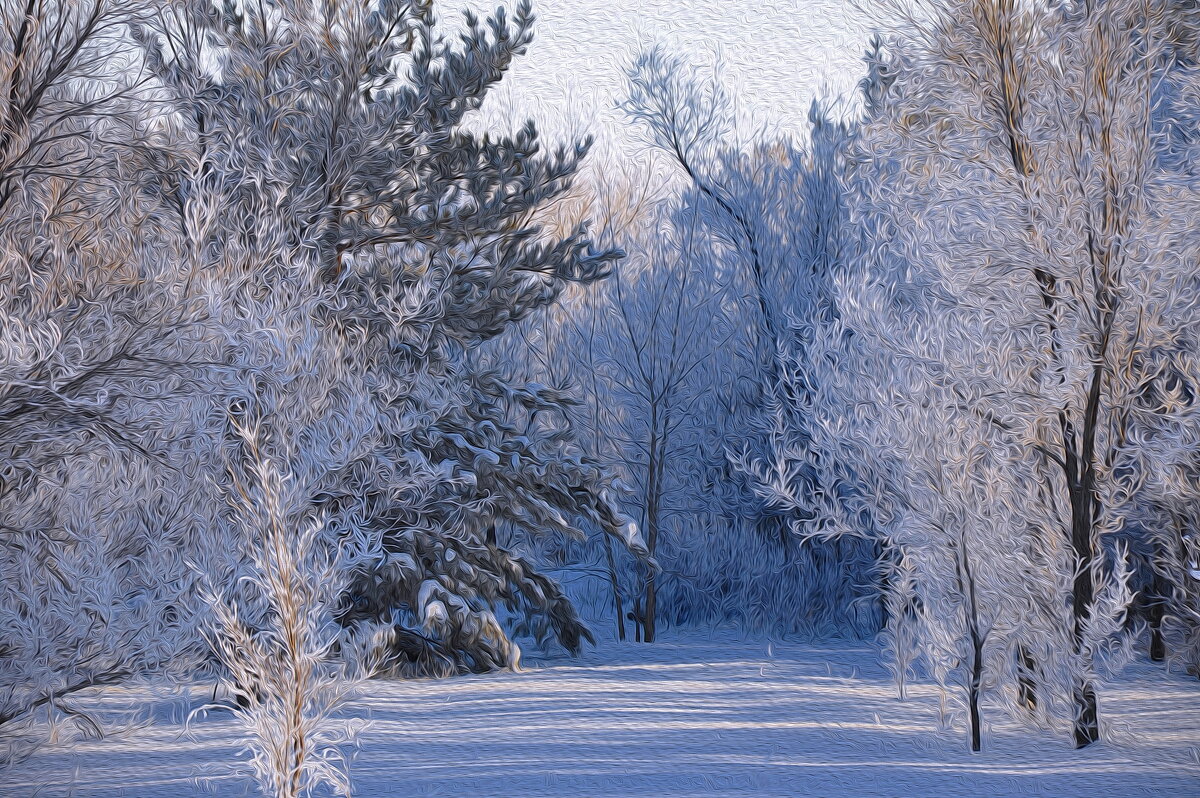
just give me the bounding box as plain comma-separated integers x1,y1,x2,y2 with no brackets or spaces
834,0,1200,747
132,0,643,677
578,208,729,642
201,418,373,798
0,0,212,737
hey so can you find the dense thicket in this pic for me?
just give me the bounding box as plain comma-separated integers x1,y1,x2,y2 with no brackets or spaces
493,0,1200,754
0,0,643,740
745,0,1200,750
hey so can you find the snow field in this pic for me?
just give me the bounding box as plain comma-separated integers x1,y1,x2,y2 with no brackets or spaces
3,631,1198,797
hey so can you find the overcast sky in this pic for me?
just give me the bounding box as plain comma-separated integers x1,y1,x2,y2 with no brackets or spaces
450,0,878,168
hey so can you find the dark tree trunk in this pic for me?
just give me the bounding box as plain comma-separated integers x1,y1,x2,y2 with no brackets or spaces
643,568,657,643
1060,360,1105,747
1149,620,1166,662
969,664,983,753
1146,561,1170,662
1148,588,1167,663
1017,646,1038,712
604,534,626,642
1073,680,1100,748
643,407,662,644
968,616,984,752
958,536,986,753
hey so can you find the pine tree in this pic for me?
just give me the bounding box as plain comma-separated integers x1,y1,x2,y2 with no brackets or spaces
132,0,644,676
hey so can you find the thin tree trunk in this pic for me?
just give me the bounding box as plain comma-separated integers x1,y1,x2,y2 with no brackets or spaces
969,652,983,753
1073,680,1100,749
957,535,986,753
1061,357,1107,748
643,407,661,643
1017,646,1038,712
644,572,657,642
1149,569,1167,662
604,534,626,642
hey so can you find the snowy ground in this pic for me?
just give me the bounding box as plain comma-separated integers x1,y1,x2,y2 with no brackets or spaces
3,631,1199,797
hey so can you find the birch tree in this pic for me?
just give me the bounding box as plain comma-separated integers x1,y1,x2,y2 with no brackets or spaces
846,0,1193,746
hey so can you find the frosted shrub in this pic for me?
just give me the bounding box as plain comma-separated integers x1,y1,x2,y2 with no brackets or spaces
201,419,371,798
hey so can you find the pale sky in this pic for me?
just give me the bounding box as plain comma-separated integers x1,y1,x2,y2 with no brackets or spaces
449,0,878,168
